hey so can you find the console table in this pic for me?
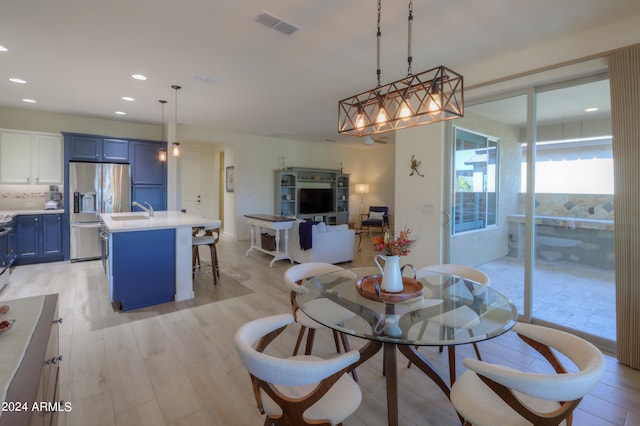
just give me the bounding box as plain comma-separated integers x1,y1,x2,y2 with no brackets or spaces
244,214,296,267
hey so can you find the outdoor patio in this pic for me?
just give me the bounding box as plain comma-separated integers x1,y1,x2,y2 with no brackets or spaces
478,255,616,342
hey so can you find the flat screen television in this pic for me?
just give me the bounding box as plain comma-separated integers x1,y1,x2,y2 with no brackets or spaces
299,188,334,214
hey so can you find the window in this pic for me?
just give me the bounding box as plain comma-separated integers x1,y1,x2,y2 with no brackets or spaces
452,127,498,234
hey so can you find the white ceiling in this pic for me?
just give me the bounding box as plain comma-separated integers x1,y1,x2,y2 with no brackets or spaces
1,0,638,144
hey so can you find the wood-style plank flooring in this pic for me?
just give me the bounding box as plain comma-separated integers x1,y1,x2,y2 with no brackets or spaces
1,235,638,425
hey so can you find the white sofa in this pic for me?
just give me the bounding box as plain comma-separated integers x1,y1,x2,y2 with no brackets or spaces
288,219,355,264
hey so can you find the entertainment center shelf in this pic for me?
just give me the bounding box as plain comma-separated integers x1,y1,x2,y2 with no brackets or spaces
275,168,349,225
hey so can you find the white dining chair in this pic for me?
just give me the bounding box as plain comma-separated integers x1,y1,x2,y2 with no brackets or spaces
451,322,605,426
407,264,490,385
285,263,358,381
234,313,362,426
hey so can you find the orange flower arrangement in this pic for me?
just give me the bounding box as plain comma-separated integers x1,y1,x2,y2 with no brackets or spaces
372,227,415,256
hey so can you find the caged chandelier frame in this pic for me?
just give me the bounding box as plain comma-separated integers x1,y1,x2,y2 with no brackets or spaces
338,0,463,137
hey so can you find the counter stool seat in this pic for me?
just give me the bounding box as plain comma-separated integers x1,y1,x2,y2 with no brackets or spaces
192,227,220,285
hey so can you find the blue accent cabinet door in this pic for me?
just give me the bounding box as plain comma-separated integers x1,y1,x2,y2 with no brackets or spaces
67,135,102,162
102,138,129,163
110,229,176,311
16,214,63,264
16,215,39,261
42,214,63,258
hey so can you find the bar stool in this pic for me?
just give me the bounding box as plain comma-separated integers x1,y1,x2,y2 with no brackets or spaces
192,225,220,285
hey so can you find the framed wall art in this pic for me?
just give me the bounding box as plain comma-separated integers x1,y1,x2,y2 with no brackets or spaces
226,166,235,192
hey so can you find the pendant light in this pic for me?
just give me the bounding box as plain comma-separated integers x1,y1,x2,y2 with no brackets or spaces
338,0,463,136
171,84,181,157
158,99,167,161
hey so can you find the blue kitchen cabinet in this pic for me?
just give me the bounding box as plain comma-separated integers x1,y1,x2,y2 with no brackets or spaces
42,214,63,258
109,229,175,311
132,185,166,213
66,135,102,162
130,141,165,184
130,140,167,210
16,215,38,260
103,138,129,162
65,134,129,163
16,214,63,265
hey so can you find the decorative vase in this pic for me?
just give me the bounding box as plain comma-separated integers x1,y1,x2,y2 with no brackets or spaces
374,254,404,293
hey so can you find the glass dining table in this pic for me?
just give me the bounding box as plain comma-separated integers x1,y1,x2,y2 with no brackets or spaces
297,266,518,426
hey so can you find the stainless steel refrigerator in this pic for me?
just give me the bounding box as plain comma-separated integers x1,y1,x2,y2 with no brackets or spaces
69,162,131,261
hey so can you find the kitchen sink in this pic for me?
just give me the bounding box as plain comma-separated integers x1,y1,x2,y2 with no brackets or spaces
110,215,150,221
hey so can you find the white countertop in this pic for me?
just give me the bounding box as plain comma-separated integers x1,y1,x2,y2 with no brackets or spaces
101,211,221,233
0,209,64,218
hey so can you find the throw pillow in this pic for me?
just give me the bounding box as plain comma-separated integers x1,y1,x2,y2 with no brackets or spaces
314,222,327,233
368,211,385,221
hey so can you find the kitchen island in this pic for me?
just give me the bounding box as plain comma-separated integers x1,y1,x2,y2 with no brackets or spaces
101,211,221,311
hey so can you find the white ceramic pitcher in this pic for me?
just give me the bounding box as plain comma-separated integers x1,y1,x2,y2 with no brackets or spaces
374,254,404,293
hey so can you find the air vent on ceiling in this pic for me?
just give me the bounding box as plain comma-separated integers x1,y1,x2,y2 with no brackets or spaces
255,11,300,35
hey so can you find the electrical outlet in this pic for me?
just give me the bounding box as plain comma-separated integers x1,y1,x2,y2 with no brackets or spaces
422,204,434,215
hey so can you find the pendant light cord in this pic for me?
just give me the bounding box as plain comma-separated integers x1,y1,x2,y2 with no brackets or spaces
159,100,167,141
376,0,382,88
407,0,413,76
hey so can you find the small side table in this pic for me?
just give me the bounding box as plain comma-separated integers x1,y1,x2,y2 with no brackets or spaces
244,214,296,267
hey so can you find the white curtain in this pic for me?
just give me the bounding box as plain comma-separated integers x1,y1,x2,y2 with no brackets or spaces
609,43,640,370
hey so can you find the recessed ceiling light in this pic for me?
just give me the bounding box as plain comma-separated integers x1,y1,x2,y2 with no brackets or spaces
131,74,147,81
584,107,599,112
22,98,36,103
0,45,7,52
115,111,126,115
122,96,135,101
9,78,27,84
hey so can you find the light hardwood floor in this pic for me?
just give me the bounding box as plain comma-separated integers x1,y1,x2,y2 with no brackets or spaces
1,235,639,426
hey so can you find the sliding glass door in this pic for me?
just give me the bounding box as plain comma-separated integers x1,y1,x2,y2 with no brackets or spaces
446,75,615,345
532,78,615,341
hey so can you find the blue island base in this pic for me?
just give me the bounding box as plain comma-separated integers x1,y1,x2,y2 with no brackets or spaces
109,228,176,311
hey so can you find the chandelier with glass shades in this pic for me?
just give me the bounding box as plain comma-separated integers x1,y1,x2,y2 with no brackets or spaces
338,0,464,137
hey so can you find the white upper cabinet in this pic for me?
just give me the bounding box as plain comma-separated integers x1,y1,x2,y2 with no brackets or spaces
0,129,63,184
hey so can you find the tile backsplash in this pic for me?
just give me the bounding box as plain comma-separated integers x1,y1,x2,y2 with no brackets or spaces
0,184,64,210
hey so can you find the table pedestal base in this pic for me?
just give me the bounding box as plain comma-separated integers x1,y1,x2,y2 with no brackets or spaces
351,340,463,426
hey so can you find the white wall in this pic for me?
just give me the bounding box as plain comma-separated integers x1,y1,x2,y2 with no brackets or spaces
394,124,445,267
164,125,397,240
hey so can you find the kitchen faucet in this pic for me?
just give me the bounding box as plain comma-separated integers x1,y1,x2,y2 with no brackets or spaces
132,201,154,217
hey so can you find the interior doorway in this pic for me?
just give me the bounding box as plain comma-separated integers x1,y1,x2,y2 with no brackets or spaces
181,150,203,216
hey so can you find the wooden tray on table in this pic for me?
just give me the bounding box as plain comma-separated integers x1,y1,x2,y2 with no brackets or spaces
356,275,424,303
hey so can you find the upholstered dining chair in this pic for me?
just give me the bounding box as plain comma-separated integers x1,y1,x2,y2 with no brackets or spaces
361,206,389,235
234,313,362,426
450,322,605,426
284,264,357,370
407,264,490,385
192,224,221,285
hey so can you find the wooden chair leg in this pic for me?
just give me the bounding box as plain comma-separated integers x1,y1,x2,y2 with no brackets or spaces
332,330,342,353
192,246,198,279
208,243,218,286
304,328,316,355
448,345,456,386
339,332,358,382
407,319,429,368
293,326,307,356
213,242,220,278
467,329,482,361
